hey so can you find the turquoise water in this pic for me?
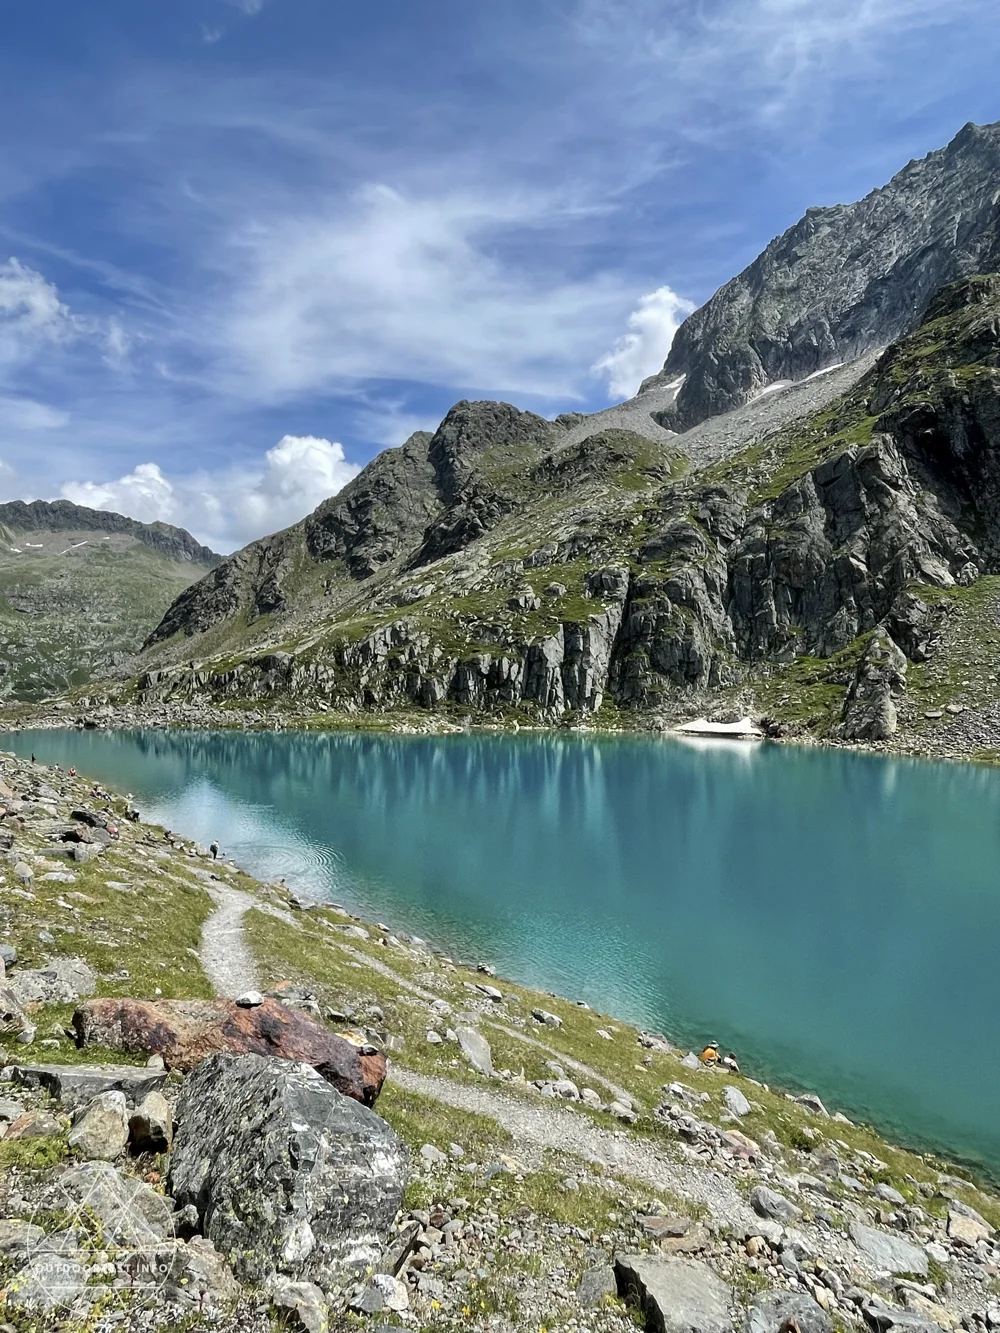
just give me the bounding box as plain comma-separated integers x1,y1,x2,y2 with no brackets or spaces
8,727,1000,1174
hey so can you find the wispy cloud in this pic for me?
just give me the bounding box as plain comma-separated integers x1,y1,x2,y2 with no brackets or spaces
214,183,638,402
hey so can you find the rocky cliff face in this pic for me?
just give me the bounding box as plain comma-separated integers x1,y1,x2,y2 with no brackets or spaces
650,120,1000,429
133,272,1000,744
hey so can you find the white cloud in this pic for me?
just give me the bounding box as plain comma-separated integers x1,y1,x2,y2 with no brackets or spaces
592,286,694,399
60,434,361,552
218,184,634,402
0,258,78,367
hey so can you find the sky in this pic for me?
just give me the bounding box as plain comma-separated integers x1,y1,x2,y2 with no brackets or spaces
0,0,997,552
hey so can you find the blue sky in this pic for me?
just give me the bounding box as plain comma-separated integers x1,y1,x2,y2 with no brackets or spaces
0,0,997,551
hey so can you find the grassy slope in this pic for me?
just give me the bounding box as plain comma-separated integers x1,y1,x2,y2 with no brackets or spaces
0,541,207,701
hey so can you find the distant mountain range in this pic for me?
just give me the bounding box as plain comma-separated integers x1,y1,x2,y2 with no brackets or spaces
37,122,1000,751
0,501,217,701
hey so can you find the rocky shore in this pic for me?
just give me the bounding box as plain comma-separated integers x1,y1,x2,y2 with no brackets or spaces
0,750,997,1333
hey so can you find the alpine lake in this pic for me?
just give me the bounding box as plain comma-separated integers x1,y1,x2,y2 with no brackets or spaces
8,726,1000,1177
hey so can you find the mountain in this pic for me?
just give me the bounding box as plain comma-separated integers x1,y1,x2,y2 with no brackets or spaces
0,501,219,701
648,120,1000,429
125,123,1000,751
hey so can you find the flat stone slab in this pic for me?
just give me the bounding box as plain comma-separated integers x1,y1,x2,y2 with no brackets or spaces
850,1222,929,1276
615,1256,731,1333
9,1062,167,1105
743,1291,832,1333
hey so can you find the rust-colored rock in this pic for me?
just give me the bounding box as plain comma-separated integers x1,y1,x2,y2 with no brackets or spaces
72,998,387,1106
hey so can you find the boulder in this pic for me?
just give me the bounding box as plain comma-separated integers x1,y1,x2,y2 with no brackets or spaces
615,1256,731,1333
49,1160,174,1247
129,1090,173,1153
168,1053,407,1286
947,1207,993,1245
6,1253,88,1312
269,1276,329,1332
532,1008,563,1028
0,1218,45,1255
455,1025,493,1076
349,1272,409,1313
750,1185,801,1223
73,996,386,1106
154,1237,239,1310
6,1108,63,1138
743,1291,832,1333
850,1222,929,1276
837,629,907,742
8,957,96,1007
723,1085,751,1117
10,1061,167,1105
67,1090,129,1160
578,1264,617,1308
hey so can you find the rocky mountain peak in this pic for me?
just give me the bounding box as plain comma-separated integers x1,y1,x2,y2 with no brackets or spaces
651,119,1000,430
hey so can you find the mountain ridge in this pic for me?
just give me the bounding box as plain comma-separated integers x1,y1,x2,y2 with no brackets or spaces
649,119,1000,428
0,499,220,566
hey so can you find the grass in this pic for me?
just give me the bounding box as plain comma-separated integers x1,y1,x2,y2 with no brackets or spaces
241,891,999,1213
2,839,214,1000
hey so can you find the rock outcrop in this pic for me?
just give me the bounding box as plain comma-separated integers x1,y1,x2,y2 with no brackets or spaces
168,1054,407,1285
650,120,1000,428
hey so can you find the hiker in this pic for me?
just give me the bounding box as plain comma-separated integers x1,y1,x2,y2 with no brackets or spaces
30,753,34,764
699,1041,720,1065
210,841,220,860
722,1051,740,1073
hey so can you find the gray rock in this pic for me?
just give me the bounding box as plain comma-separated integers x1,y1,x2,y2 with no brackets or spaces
168,1052,407,1286
55,1160,175,1246
578,1264,617,1308
850,1222,929,1276
863,1302,944,1333
723,1085,751,1117
743,1291,833,1333
350,1271,410,1314
0,944,16,965
269,1276,330,1333
67,1089,129,1160
6,1252,89,1311
9,1061,167,1105
615,1256,731,1333
532,1007,563,1028
837,629,907,741
750,1185,801,1224
0,1218,45,1254
455,1026,493,1076
236,990,265,1008
8,956,97,1007
135,1237,239,1310
875,1182,908,1206
129,1090,173,1154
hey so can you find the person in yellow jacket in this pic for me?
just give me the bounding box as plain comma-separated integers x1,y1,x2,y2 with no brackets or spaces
699,1041,720,1065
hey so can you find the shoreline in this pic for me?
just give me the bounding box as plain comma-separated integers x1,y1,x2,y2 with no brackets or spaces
3,729,998,1189
3,695,1000,771
3,744,1000,1332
